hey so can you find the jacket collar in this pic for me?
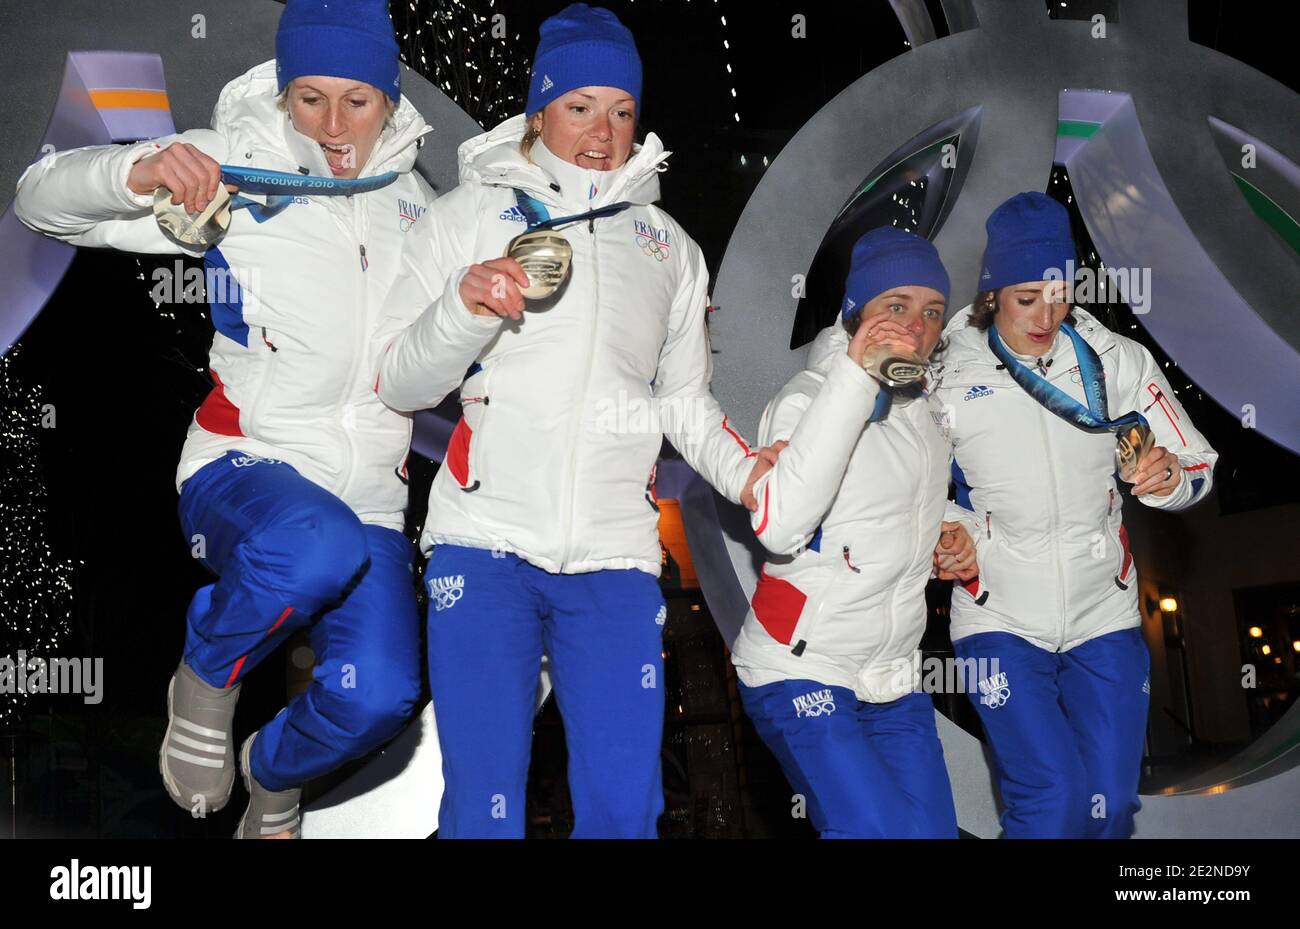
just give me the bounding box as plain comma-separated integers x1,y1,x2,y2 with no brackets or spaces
456,113,669,210
529,137,631,209
936,303,1116,377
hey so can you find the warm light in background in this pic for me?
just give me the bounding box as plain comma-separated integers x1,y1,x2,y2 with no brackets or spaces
656,499,698,589
1293,640,1300,653
1262,644,1272,656
1159,597,1179,613
1249,626,1263,638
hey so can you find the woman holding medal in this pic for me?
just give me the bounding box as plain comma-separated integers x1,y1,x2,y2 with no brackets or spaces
931,192,1218,838
16,0,431,838
729,228,974,839
377,3,779,838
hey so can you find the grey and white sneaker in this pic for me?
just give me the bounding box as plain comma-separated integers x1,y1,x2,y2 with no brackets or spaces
159,662,239,814
236,732,301,839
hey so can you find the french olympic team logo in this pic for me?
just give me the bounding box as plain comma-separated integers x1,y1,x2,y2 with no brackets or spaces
634,219,671,261
230,454,282,468
792,688,836,718
398,198,427,232
429,575,465,612
978,672,1011,708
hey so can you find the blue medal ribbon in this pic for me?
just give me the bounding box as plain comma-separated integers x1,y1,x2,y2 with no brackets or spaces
220,165,400,224
987,322,1148,435
867,386,892,422
513,188,633,232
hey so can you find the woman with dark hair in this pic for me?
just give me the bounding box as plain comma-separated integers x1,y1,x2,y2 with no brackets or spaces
931,192,1218,838
729,227,974,838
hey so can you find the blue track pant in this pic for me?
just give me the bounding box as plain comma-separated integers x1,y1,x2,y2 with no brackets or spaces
953,628,1150,838
424,544,667,839
739,681,959,838
178,451,421,791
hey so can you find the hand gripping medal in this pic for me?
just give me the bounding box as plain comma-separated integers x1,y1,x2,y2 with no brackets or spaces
153,184,232,248
504,229,573,299
152,164,401,249
505,189,634,305
1114,421,1156,483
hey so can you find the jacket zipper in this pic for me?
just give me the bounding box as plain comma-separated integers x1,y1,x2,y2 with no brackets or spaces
558,219,601,571
245,328,283,432
896,403,930,658
460,379,491,487
333,196,367,500
1035,402,1068,649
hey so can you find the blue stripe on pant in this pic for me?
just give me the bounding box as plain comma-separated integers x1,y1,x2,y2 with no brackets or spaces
739,680,958,838
953,628,1150,838
425,544,666,839
178,451,421,791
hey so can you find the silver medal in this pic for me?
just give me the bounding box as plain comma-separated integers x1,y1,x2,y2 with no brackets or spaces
505,229,573,301
1115,422,1155,483
861,343,928,388
153,184,231,248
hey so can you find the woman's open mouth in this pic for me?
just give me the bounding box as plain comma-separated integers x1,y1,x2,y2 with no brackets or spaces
320,141,355,175
576,150,612,170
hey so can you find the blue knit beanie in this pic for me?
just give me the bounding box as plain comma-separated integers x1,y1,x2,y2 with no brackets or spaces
525,4,642,115
978,192,1076,291
276,0,401,103
841,227,950,321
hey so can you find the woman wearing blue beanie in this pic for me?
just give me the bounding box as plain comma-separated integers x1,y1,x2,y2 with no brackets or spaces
16,0,433,838
931,192,1219,838
377,3,780,838
728,226,974,838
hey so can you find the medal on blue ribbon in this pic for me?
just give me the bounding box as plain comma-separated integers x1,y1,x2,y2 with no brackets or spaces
506,189,633,303
153,165,400,248
987,322,1154,482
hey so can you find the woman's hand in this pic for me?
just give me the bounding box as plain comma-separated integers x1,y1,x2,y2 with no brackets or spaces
1131,445,1182,497
934,520,978,581
459,258,530,321
127,142,237,215
847,314,923,367
740,440,788,512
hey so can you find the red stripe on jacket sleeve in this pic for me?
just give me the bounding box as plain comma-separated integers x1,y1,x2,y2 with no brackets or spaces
721,415,757,458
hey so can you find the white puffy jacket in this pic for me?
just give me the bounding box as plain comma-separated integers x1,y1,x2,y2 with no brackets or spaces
14,60,433,530
930,305,1218,651
376,115,757,575
729,324,954,703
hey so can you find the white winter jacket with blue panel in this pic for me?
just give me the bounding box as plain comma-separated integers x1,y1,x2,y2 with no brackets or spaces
14,60,433,530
